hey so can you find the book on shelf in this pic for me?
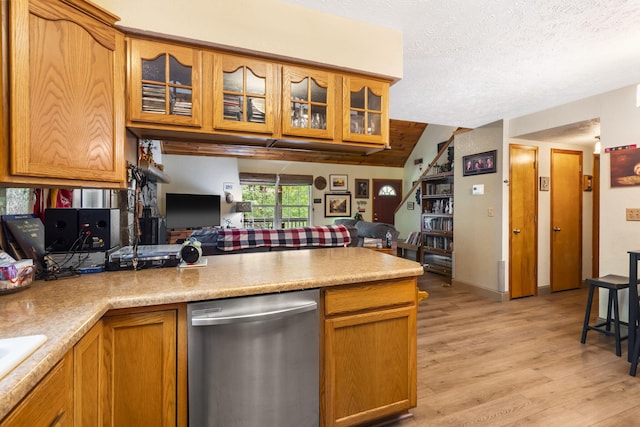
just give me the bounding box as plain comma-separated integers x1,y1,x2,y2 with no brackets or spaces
404,232,421,246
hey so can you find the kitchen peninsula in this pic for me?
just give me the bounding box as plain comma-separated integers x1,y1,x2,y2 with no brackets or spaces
0,248,424,426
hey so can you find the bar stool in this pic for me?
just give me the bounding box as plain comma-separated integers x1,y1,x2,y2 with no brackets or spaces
580,274,630,357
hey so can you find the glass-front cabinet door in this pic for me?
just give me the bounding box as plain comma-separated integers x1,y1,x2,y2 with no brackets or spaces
213,54,275,134
128,39,202,127
343,76,389,145
282,65,335,140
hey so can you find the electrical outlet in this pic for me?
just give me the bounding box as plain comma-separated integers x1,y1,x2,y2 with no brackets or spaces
626,208,640,221
488,207,495,217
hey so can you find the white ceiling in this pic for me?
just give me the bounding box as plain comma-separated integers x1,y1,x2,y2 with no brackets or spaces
281,0,640,129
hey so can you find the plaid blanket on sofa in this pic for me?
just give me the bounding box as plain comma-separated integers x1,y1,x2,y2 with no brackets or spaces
217,225,352,251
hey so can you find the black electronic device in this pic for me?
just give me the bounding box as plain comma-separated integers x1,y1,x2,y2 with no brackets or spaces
106,244,181,270
77,208,120,251
45,208,120,252
44,208,79,252
165,193,221,229
139,217,167,245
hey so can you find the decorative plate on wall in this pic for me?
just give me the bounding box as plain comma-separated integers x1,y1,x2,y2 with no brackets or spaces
314,176,327,190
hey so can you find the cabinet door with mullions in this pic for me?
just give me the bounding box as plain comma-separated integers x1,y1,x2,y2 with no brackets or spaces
129,39,202,127
213,54,275,134
343,76,389,145
282,65,335,140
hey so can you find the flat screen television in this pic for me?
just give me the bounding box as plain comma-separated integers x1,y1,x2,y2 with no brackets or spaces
165,193,221,229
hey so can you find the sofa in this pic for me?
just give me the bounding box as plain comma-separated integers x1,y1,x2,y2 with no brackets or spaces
332,219,400,247
187,220,398,256
189,224,358,256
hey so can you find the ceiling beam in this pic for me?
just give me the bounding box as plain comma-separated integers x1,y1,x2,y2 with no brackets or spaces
161,141,406,167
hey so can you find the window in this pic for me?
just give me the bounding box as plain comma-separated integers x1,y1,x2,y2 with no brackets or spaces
240,173,312,228
378,185,397,196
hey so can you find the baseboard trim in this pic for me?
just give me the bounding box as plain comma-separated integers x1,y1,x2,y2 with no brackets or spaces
451,279,510,302
538,285,551,295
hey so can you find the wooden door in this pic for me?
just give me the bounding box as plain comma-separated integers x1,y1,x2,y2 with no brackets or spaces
0,352,73,427
551,149,583,291
509,145,538,298
128,38,202,127
373,179,402,225
8,0,126,186
213,53,276,134
342,76,389,146
282,65,336,140
324,306,416,427
103,310,177,427
74,321,104,426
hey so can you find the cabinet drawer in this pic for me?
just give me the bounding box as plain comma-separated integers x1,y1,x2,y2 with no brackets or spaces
1,352,73,427
324,278,416,316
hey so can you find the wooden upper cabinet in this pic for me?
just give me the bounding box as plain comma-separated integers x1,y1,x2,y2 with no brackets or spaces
342,76,389,146
128,38,202,128
282,65,336,140
5,0,126,187
213,53,276,134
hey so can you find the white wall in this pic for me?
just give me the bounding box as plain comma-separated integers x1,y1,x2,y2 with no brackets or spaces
508,84,640,317
454,122,504,291
158,154,403,228
159,155,242,228
509,84,640,277
93,0,402,80
237,158,403,226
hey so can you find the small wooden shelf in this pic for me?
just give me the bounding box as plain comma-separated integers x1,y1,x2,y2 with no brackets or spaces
423,247,452,256
139,160,171,183
423,230,453,238
422,171,454,181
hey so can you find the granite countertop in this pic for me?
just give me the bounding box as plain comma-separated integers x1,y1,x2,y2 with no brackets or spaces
0,247,422,420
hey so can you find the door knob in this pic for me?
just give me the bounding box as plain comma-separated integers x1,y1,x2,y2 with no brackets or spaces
553,227,561,232
513,229,521,234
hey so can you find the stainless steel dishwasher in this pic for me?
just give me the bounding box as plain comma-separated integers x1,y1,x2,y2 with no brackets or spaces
187,289,319,427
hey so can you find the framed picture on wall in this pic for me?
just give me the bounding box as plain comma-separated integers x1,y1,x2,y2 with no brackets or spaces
355,179,369,198
324,193,351,217
462,150,497,176
329,174,348,192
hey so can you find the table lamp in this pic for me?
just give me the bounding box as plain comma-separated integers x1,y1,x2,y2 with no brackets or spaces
235,201,253,227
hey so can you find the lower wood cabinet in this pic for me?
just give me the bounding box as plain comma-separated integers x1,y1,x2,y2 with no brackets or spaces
74,320,104,426
102,305,187,427
0,352,73,427
323,279,418,427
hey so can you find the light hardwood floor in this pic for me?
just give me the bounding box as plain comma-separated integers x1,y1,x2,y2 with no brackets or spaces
391,272,640,427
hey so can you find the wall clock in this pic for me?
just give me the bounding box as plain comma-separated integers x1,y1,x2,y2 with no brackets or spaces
314,176,327,190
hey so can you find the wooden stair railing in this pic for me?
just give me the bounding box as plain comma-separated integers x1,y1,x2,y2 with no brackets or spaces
394,127,470,215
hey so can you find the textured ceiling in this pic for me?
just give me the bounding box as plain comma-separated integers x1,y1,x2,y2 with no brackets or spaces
281,0,640,129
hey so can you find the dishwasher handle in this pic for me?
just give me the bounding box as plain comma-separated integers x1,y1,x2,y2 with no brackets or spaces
191,300,317,326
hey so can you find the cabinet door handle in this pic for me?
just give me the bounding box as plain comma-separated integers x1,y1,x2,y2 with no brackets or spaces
513,229,521,234
417,290,429,303
553,227,561,232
